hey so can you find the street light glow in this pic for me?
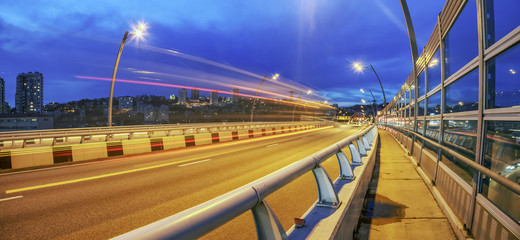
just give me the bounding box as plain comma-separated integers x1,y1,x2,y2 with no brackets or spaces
360,88,365,93
353,62,364,72
306,90,312,95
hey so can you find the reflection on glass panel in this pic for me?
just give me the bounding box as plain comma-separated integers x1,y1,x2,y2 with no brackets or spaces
418,72,425,96
486,42,520,109
418,100,425,116
445,68,479,113
484,0,520,48
426,119,440,141
427,91,442,116
482,121,520,222
417,120,425,135
444,0,478,77
441,152,475,184
406,90,410,105
428,49,442,89
443,120,477,160
410,104,415,117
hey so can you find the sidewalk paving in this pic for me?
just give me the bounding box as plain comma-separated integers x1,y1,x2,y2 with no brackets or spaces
356,130,456,239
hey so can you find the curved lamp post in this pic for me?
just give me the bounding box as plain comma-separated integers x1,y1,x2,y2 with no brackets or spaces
250,73,279,122
354,63,387,106
108,23,146,127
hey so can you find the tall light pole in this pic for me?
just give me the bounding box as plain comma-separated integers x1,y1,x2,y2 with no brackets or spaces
292,90,311,122
108,23,146,127
250,73,279,122
354,63,387,106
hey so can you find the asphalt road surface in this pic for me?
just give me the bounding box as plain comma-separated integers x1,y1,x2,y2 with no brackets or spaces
0,125,362,240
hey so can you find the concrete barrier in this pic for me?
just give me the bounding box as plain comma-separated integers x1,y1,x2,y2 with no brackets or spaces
122,138,152,156
0,123,332,170
163,135,186,150
72,142,108,162
11,147,54,169
219,131,233,142
237,130,249,140
194,133,212,146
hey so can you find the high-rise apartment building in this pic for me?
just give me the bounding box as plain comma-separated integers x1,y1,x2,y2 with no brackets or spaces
191,88,200,100
16,72,43,114
210,90,219,106
0,77,5,114
178,88,187,104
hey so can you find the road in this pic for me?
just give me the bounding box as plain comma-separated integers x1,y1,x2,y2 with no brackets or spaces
0,125,361,240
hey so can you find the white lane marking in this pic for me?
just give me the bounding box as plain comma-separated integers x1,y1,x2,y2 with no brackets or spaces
266,143,279,148
178,159,211,167
300,136,309,139
0,195,23,202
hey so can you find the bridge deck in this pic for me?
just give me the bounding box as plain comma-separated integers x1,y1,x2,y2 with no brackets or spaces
357,130,456,239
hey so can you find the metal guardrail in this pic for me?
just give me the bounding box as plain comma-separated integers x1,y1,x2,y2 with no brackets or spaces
386,125,520,197
0,121,324,149
113,125,378,239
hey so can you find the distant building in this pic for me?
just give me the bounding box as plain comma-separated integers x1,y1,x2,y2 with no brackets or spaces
118,96,134,110
231,88,240,102
16,72,43,114
143,104,169,123
0,114,53,131
191,89,200,100
179,88,187,104
0,77,6,114
210,90,219,106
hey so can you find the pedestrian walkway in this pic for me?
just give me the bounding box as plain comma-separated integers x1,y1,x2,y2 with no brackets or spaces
356,130,456,239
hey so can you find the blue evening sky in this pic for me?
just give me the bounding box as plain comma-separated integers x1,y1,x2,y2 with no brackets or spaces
0,0,446,107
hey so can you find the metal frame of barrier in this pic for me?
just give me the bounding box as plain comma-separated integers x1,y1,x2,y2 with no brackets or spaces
383,125,520,239
112,125,378,239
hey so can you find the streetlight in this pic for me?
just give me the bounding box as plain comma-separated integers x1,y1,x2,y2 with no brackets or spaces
108,23,147,127
292,90,311,122
353,62,387,106
250,73,279,122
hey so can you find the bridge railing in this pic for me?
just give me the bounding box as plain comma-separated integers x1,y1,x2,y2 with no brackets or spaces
113,125,378,239
0,121,323,149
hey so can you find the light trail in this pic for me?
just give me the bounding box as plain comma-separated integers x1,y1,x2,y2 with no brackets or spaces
75,75,331,108
140,45,317,95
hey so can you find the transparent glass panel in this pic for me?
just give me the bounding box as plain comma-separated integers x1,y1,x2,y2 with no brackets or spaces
444,0,478,77
484,0,520,48
486,42,520,109
426,119,440,141
405,90,410,105
418,72,425,97
443,120,477,160
427,91,442,116
427,49,442,89
417,120,425,135
445,68,479,113
482,121,520,222
410,103,415,117
441,152,475,184
418,100,425,116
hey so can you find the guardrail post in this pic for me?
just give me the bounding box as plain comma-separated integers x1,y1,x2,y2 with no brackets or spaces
251,199,288,240
336,150,355,180
356,139,367,156
312,164,340,208
362,137,370,150
348,144,363,166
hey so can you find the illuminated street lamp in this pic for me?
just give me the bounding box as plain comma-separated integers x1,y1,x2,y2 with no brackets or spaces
108,23,147,127
292,90,312,122
250,73,279,122
353,62,387,106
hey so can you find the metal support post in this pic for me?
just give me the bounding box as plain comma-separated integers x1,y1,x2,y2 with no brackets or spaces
251,200,288,240
336,150,355,180
312,164,341,208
